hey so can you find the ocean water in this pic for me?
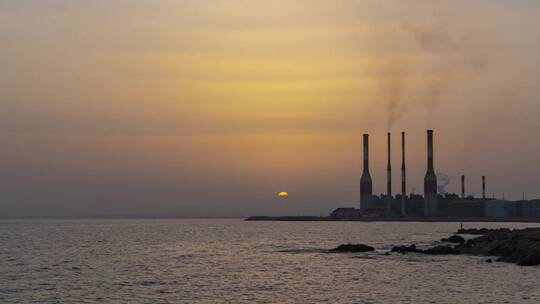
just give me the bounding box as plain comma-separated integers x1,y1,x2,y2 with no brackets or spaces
1,219,540,304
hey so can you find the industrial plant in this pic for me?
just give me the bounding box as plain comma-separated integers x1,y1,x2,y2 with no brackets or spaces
330,130,540,220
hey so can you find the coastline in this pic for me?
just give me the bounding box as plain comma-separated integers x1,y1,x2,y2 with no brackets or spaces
245,216,540,223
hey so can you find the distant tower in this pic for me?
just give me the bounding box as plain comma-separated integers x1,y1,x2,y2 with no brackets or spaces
401,132,406,216
482,176,486,199
387,132,392,214
424,130,438,217
461,175,466,199
360,134,373,211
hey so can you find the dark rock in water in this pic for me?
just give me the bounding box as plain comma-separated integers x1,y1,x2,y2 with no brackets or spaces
441,235,466,244
384,252,390,256
456,227,540,266
457,228,510,235
391,244,421,254
423,246,460,255
331,244,375,253
517,253,540,266
457,228,490,235
332,228,540,267
462,239,475,248
390,244,459,255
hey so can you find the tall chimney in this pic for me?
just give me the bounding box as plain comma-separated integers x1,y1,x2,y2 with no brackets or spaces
482,176,486,199
424,130,438,217
461,175,466,199
387,132,392,213
401,131,406,216
360,134,373,211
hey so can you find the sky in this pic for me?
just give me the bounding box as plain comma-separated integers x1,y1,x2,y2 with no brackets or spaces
1,0,540,217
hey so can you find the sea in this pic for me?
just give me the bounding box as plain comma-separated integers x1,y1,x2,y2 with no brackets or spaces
1,219,540,304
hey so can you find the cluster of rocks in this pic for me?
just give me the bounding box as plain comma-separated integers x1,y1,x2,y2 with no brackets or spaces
440,235,465,244
457,228,510,235
331,227,540,266
391,244,459,255
330,244,375,253
456,227,540,266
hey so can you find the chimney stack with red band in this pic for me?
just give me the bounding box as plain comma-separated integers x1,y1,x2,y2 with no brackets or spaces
401,132,406,216
387,132,392,213
360,134,373,210
461,175,466,199
424,130,438,217
482,176,486,199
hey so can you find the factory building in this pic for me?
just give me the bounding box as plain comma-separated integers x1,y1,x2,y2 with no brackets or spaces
484,200,515,218
516,200,540,218
327,129,540,220
447,200,485,218
357,129,441,218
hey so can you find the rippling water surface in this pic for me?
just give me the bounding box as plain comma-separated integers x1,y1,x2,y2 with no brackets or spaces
1,219,540,303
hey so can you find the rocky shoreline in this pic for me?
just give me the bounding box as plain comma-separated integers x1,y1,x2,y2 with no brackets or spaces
331,227,540,266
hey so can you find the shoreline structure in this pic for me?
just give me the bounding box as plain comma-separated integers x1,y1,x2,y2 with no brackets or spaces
245,216,540,223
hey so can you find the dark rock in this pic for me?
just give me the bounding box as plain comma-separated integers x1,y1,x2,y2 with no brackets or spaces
391,244,421,254
390,244,460,255
457,228,510,235
330,244,375,253
423,245,460,255
516,253,540,266
464,239,475,248
487,240,518,256
337,228,540,267
441,235,466,244
455,227,540,266
457,228,489,235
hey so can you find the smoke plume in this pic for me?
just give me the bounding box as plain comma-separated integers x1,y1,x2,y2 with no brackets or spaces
437,172,452,194
378,61,408,129
377,9,489,129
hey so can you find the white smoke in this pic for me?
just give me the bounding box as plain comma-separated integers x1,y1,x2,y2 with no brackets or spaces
437,172,452,194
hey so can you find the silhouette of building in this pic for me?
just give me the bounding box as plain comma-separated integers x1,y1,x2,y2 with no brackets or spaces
360,134,374,210
423,130,438,217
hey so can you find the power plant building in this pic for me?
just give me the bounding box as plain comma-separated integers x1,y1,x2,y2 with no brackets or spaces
485,200,515,218
340,129,539,220
517,200,540,218
447,200,485,218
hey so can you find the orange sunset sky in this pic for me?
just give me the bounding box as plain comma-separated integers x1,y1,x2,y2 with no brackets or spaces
1,0,540,217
